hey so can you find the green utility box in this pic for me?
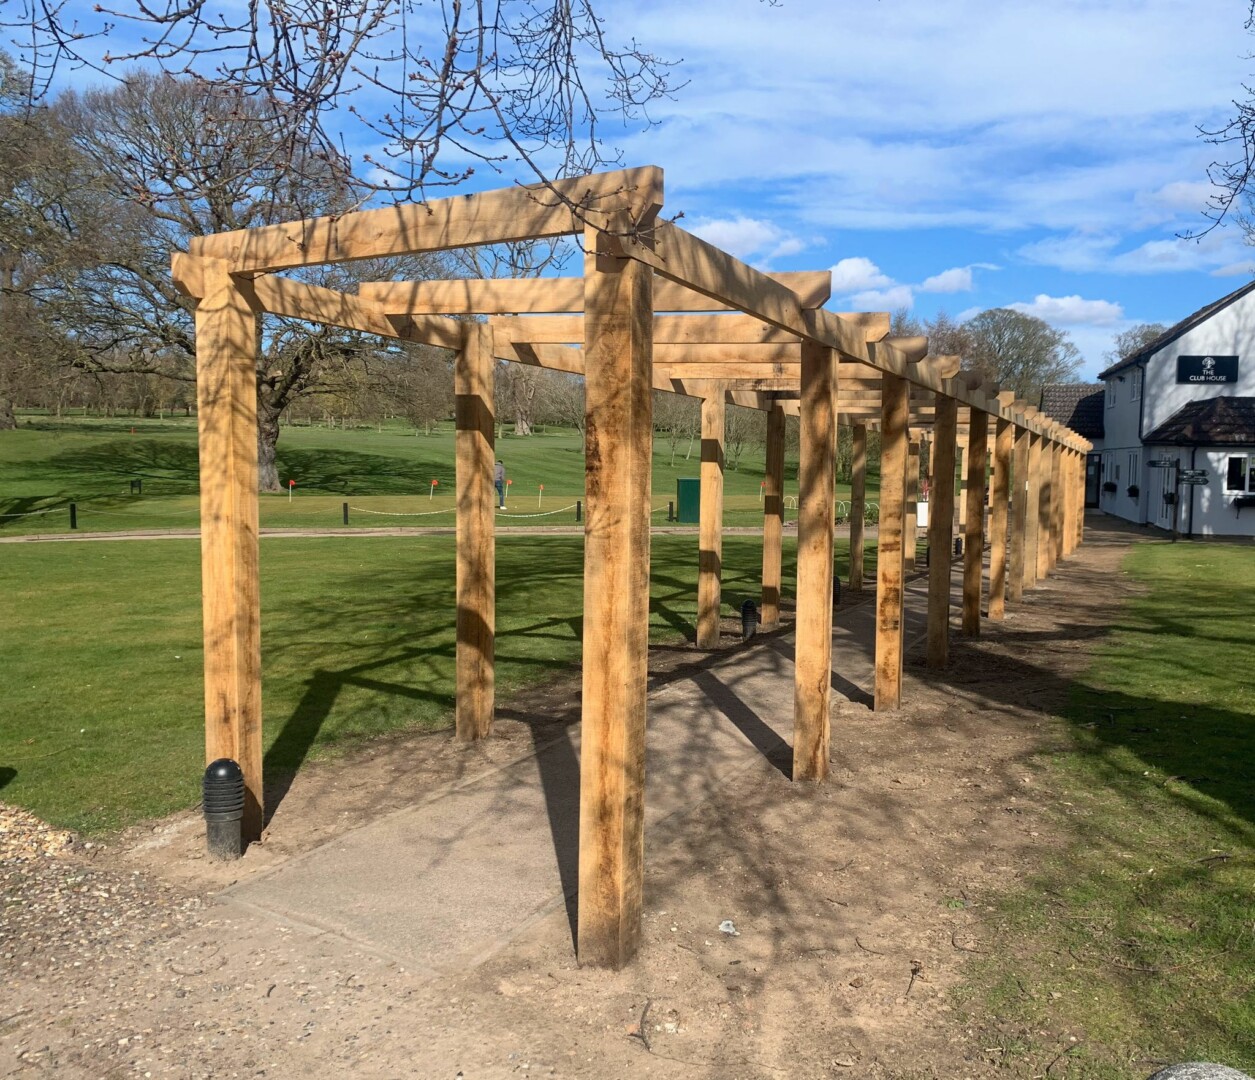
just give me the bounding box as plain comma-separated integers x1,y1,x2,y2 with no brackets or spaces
676,477,700,523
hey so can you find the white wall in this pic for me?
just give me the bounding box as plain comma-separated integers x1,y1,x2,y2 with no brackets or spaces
1142,288,1255,432
1095,286,1255,534
1177,448,1255,538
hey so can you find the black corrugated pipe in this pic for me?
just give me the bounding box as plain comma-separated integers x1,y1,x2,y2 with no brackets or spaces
740,599,759,642
203,759,245,860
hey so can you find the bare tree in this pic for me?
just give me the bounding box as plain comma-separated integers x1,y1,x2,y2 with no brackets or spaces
538,370,587,434
723,403,764,472
960,308,1081,400
1105,322,1169,364
653,391,699,466
7,0,681,210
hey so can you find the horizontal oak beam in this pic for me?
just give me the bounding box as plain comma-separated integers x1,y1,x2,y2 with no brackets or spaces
190,166,664,272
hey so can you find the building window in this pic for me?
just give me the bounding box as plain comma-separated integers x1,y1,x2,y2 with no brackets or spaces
1128,451,1139,488
1105,380,1116,409
1130,367,1142,401
1226,456,1255,493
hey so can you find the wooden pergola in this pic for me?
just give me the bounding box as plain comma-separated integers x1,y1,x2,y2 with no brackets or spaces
172,165,1090,969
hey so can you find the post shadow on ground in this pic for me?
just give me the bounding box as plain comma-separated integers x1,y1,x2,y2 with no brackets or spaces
0,766,15,791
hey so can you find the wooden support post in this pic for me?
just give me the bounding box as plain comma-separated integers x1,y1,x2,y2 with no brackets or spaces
849,424,867,591
697,390,726,648
194,261,264,843
1035,437,1052,581
577,223,653,969
1024,432,1042,590
875,374,909,710
1050,442,1064,569
905,437,920,571
955,435,968,532
987,417,1012,621
1061,449,1076,558
760,404,785,627
455,321,496,741
926,396,957,668
794,342,836,782
1075,451,1086,549
962,409,989,635
1008,425,1030,603
1075,452,1086,549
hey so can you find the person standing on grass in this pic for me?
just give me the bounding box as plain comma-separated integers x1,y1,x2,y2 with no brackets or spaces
494,460,506,509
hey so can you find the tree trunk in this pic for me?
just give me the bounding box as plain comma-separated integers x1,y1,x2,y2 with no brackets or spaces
0,396,16,430
257,400,282,493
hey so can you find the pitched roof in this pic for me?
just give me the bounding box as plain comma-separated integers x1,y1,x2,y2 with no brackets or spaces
1142,395,1255,445
1097,278,1255,380
1039,383,1105,439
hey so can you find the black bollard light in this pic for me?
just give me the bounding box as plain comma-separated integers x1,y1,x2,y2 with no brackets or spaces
342,502,349,526
69,502,77,530
925,544,930,567
575,500,582,523
833,575,842,606
668,500,675,522
954,536,963,557
202,758,245,860
740,598,759,642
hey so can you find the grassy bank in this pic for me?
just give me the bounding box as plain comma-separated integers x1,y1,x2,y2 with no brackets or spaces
0,532,863,834
963,541,1255,1075
0,414,883,535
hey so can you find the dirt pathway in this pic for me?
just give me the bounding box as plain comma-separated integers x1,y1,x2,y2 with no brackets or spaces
0,518,1140,1079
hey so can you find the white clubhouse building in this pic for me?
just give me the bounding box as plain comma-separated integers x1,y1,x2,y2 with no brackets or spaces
1042,280,1255,538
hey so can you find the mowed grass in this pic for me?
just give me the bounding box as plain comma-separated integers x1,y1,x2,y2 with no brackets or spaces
0,414,883,535
962,542,1255,1075
0,531,858,834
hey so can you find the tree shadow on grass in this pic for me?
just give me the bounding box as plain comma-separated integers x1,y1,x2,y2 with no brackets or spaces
38,439,201,495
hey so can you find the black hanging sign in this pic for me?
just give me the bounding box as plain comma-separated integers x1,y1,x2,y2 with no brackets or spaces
1176,355,1238,384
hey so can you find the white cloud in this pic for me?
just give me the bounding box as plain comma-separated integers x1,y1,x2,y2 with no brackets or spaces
829,256,893,293
850,285,916,311
1008,294,1125,327
919,266,973,293
1211,261,1255,277
1018,229,1251,276
688,215,806,264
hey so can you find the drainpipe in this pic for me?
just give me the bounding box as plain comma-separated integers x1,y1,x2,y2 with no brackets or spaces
1137,360,1149,525
1188,446,1197,538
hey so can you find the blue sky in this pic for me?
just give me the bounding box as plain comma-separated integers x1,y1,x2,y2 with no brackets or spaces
39,0,1255,379
607,0,1255,379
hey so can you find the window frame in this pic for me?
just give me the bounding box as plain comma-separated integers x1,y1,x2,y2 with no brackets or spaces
1227,455,1254,494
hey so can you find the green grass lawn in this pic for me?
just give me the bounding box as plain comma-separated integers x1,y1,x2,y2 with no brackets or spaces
961,541,1255,1075
0,414,883,535
0,531,866,834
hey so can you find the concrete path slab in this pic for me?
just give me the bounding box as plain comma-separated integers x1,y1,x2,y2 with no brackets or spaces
224,562,948,974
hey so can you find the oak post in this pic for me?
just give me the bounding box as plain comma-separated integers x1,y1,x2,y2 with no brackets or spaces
1061,449,1076,558
1050,441,1064,569
761,404,785,627
794,342,836,782
926,396,958,668
455,321,496,741
697,390,727,648
193,260,264,843
987,417,1013,621
874,373,909,710
849,424,867,591
1008,424,1030,603
955,435,968,532
1035,437,1053,580
962,409,989,635
905,437,921,571
577,222,653,968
